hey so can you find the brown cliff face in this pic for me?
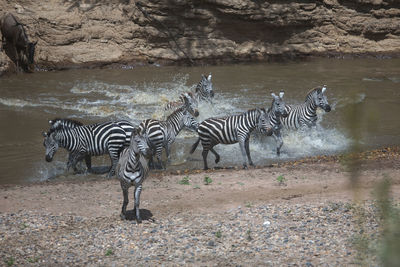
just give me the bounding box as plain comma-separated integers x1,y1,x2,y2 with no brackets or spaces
0,0,399,73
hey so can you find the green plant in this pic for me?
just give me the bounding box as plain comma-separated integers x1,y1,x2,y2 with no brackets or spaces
193,184,200,189
27,257,39,263
246,230,253,241
215,230,222,238
178,176,190,185
6,257,14,266
277,175,286,184
237,182,244,186
204,176,213,185
105,249,113,256
245,202,252,208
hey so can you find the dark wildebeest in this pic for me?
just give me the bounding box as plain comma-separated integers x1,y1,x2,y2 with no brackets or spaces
0,13,37,72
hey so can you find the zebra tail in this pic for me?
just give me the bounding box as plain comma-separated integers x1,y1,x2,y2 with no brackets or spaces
189,137,200,154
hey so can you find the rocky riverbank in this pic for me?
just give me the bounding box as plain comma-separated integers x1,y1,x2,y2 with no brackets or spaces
1,149,399,266
1,0,400,73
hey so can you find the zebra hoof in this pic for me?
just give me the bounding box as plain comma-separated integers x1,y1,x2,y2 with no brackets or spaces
243,165,248,170
136,217,142,224
120,213,127,220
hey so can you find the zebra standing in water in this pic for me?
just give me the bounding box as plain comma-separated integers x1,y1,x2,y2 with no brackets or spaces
43,121,127,177
265,92,289,155
47,118,136,173
190,108,273,170
139,101,199,169
281,85,331,130
116,128,152,223
164,73,214,111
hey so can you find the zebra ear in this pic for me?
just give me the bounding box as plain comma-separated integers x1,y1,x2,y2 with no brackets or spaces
279,91,284,98
271,93,277,98
207,73,212,81
42,131,48,137
322,85,327,94
48,120,53,125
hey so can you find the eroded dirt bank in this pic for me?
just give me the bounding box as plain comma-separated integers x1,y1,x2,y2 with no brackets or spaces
0,149,399,266
1,0,400,73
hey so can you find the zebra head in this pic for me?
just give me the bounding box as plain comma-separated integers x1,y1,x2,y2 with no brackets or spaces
131,128,152,159
311,85,331,112
257,108,273,136
42,131,59,162
271,91,288,118
197,73,214,100
182,93,199,117
182,110,199,132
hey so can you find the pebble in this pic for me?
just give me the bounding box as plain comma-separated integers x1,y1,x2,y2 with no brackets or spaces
0,201,383,266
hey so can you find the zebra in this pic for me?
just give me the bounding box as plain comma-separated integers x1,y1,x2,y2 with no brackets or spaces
139,105,199,169
190,108,273,170
164,73,214,111
116,128,152,223
43,121,127,177
265,91,289,156
281,85,331,130
47,118,136,173
48,118,136,146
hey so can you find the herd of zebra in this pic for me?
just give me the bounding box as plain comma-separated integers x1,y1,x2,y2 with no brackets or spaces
42,73,331,222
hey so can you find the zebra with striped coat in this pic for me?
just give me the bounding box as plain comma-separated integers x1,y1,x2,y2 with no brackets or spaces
164,73,214,111
139,103,199,169
43,121,127,177
47,118,136,173
116,128,152,223
266,92,289,155
190,108,273,170
281,85,331,130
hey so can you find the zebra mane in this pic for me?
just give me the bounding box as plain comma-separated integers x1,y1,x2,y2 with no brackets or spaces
166,105,186,121
49,118,83,126
48,118,83,134
306,86,324,98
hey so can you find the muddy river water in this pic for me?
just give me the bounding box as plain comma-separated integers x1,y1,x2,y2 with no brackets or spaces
0,58,399,184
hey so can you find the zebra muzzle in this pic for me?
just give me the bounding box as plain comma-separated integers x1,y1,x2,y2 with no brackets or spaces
45,155,53,162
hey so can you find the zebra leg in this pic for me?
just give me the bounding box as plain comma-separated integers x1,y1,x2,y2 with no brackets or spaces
108,154,119,178
165,144,171,165
155,147,164,170
84,155,92,173
239,140,249,169
273,131,283,156
202,148,210,170
67,152,84,174
245,138,254,166
210,148,220,164
134,184,143,223
120,181,129,220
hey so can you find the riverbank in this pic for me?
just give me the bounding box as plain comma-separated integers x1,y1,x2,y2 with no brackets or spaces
1,0,400,74
1,148,399,266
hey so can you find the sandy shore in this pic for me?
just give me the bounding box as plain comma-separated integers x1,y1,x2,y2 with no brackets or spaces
1,148,399,266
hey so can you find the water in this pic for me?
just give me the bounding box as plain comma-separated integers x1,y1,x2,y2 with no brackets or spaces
0,58,399,184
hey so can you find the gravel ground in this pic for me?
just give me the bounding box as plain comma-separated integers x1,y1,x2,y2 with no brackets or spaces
0,201,382,266
1,149,399,266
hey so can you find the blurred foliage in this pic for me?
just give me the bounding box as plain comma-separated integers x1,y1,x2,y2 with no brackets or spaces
343,94,400,266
